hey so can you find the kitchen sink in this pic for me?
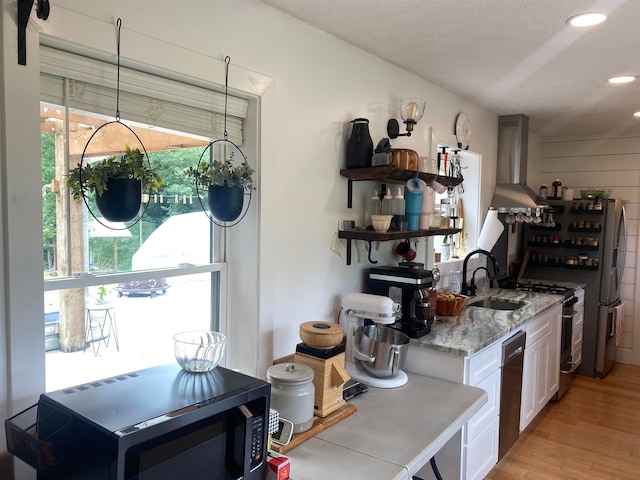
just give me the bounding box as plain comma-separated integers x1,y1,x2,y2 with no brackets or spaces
468,299,526,311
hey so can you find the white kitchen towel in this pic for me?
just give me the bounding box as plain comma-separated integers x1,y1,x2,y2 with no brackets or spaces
614,303,624,346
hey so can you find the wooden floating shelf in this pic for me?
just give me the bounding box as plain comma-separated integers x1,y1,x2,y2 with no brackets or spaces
338,228,461,265
339,167,463,187
339,228,461,242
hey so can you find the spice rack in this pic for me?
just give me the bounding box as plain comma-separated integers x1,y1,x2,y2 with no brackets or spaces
523,200,603,270
339,167,463,265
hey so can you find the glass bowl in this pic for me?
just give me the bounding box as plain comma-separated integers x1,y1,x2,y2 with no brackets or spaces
173,331,226,372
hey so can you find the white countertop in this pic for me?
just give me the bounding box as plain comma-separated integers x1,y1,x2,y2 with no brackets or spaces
285,372,487,480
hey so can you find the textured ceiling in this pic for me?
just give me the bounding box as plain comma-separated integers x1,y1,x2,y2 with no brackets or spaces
258,0,640,137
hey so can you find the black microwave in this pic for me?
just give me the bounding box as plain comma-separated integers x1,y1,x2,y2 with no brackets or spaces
7,363,270,479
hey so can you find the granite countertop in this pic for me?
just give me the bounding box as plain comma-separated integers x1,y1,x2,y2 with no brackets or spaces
410,288,564,356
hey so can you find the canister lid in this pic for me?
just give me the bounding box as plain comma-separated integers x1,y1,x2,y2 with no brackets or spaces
267,363,314,384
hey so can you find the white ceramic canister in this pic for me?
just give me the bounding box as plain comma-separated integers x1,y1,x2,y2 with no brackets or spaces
267,363,315,433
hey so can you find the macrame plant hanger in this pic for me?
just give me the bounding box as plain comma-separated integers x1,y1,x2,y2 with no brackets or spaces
78,18,152,231
195,56,253,227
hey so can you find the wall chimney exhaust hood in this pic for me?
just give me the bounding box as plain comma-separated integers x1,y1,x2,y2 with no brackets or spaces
491,114,544,209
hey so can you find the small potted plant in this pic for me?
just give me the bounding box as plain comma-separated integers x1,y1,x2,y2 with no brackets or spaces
185,151,255,222
66,145,163,222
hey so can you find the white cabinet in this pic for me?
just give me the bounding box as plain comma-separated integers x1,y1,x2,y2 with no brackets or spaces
406,302,562,479
407,340,502,480
520,303,562,432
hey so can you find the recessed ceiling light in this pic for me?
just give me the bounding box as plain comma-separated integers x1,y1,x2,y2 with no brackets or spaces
634,112,640,118
566,13,607,27
609,75,638,84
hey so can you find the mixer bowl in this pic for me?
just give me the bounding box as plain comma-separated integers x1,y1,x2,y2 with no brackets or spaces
356,325,409,378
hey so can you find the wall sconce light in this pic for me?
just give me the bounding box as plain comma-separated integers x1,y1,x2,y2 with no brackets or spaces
387,98,426,138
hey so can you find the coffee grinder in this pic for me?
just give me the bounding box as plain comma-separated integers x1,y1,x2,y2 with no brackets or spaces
367,262,439,338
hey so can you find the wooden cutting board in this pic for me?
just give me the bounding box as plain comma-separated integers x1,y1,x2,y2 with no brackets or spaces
270,403,357,454
517,250,531,282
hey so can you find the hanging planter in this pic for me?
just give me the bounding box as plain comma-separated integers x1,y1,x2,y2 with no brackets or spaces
95,178,143,222
185,146,255,224
208,185,244,222
184,56,255,227
66,144,163,223
64,19,161,230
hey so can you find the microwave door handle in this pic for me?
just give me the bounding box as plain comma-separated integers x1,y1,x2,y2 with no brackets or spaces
237,405,254,477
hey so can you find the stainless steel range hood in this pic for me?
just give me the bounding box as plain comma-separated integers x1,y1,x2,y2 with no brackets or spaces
491,114,542,209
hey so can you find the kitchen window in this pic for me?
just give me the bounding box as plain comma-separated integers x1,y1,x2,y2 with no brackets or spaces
40,47,249,391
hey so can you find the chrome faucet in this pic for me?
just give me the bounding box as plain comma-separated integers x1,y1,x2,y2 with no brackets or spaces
461,249,500,296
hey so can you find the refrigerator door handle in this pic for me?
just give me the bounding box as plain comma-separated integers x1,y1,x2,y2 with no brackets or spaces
609,306,616,337
618,205,627,286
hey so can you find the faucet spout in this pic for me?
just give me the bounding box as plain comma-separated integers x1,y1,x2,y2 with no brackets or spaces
461,249,500,296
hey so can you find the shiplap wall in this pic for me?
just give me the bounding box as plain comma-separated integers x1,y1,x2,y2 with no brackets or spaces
540,134,640,366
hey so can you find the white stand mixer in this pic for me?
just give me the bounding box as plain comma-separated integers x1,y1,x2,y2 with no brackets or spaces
341,292,408,388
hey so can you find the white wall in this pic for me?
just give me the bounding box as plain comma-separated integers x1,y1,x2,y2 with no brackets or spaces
540,134,640,365
0,0,500,450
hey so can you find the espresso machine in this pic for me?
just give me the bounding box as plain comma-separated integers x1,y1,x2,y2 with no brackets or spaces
367,263,439,338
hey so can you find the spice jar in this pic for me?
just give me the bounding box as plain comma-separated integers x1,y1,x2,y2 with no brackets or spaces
539,185,548,200
267,363,315,433
551,179,562,199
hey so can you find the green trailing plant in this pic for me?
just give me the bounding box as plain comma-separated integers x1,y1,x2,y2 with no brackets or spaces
185,151,255,190
96,285,108,304
66,145,163,200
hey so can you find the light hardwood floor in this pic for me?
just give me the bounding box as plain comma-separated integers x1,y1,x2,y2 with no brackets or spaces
486,362,640,479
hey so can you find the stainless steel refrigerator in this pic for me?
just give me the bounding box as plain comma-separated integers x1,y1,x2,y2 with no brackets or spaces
518,198,626,378
593,199,626,377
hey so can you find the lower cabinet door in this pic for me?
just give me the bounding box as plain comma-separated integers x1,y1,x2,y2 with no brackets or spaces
464,368,501,444
520,338,539,431
464,416,499,480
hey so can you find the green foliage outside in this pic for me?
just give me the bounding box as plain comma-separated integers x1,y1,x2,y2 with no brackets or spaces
42,133,206,273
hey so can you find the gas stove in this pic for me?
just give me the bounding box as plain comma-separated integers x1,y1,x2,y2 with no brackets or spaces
501,280,577,307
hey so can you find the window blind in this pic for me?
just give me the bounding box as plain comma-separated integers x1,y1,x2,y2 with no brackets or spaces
40,46,247,144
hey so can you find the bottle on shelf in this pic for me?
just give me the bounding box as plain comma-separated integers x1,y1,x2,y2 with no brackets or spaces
381,188,394,215
539,184,548,200
392,187,406,231
551,179,562,199
366,190,381,227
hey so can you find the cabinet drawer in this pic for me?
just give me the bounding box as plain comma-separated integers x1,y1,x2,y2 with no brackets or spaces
525,312,552,345
464,368,501,444
464,416,499,480
466,341,501,386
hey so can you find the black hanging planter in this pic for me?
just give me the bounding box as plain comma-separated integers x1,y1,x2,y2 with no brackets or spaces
187,57,254,227
95,178,142,222
208,185,245,222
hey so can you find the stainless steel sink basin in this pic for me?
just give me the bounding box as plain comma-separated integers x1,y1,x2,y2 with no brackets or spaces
468,299,526,311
